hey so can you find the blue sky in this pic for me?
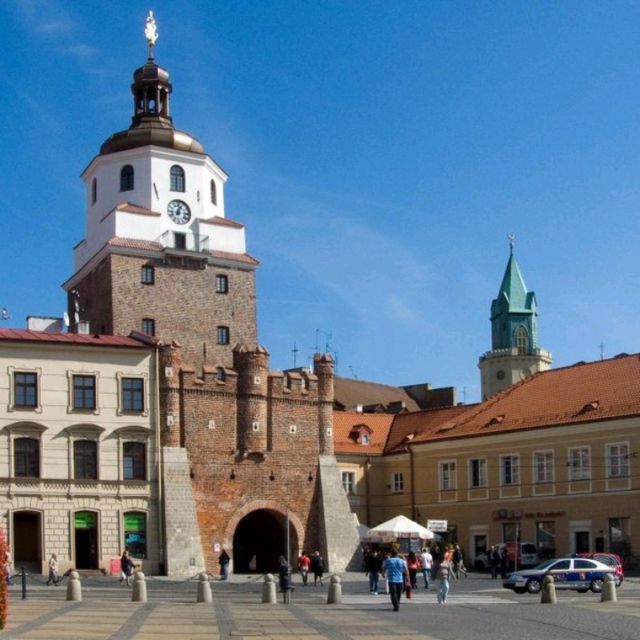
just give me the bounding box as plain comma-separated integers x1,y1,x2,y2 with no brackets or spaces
1,1,639,402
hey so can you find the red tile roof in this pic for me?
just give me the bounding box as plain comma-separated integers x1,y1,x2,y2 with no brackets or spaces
201,216,245,228
334,376,422,412
333,411,395,455
0,329,149,348
408,354,640,445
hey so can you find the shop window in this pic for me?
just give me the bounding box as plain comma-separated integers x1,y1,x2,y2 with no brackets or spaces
124,512,147,559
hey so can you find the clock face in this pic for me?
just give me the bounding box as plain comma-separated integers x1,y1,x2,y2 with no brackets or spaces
167,199,191,224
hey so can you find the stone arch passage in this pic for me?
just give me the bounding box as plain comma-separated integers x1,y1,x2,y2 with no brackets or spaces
232,509,299,573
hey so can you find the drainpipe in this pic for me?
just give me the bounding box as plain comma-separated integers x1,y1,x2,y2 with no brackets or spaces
365,456,372,526
154,345,165,574
409,446,417,521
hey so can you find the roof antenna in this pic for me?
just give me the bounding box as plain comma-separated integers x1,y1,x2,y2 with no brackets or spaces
348,366,358,380
292,341,299,368
599,342,605,361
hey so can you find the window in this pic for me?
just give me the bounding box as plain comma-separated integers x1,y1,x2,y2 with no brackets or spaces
533,451,553,483
14,372,38,408
215,274,228,294
74,440,97,480
607,443,630,478
141,265,155,285
122,378,144,412
141,318,155,337
361,434,370,445
174,232,186,250
170,165,185,192
91,177,97,204
124,512,147,558
568,446,591,481
469,458,487,488
215,367,226,382
515,326,529,354
392,472,404,493
500,454,519,486
217,326,230,345
439,461,456,490
341,471,355,494
537,521,556,559
14,437,39,478
123,442,146,480
210,179,217,205
120,165,134,191
73,375,96,410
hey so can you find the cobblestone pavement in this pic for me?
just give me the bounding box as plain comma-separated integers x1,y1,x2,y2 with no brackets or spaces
1,572,639,639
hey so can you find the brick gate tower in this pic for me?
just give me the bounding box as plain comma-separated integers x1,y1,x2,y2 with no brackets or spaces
63,14,360,576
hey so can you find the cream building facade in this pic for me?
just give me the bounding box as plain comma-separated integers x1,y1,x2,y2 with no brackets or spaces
0,329,161,575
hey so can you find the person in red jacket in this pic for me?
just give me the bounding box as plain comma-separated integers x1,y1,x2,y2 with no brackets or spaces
297,550,311,586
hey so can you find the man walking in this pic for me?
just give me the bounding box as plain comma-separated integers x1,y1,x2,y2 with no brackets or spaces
420,547,433,589
365,549,383,594
382,548,408,611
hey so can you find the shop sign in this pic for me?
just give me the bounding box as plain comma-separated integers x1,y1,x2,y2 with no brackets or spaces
427,519,448,532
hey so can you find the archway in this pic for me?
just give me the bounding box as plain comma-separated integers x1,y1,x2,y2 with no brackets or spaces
232,509,298,573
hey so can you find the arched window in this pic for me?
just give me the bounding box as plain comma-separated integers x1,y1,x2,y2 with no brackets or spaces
515,326,529,355
170,165,185,192
91,178,97,204
120,165,134,192
210,179,217,205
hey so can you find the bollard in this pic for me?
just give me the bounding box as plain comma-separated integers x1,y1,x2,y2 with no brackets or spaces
197,572,213,603
66,571,82,602
540,575,556,604
601,573,617,603
20,567,27,600
327,575,342,605
261,573,276,604
132,571,147,602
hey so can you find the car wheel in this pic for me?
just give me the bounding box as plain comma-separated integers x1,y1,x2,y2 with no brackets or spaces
526,579,542,594
590,579,604,593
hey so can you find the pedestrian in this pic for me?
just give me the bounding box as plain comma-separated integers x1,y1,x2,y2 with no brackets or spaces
499,546,508,579
490,545,500,579
4,550,13,586
437,557,451,604
406,551,419,589
278,555,293,603
453,544,467,578
420,547,433,589
297,550,311,586
382,548,408,611
381,550,390,594
119,549,134,586
46,554,61,586
365,549,383,594
311,550,325,586
218,548,230,581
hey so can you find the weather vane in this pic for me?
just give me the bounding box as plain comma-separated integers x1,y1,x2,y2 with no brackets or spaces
507,232,516,253
145,10,159,58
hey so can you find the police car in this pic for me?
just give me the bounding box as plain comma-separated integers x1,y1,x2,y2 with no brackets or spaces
503,557,620,594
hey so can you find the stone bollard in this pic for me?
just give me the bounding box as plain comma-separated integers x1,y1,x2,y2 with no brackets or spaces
540,575,557,604
327,575,342,605
601,573,617,603
262,573,276,604
197,572,213,603
66,570,82,602
132,571,148,602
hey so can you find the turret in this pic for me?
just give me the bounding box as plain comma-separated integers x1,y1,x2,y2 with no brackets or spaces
314,353,334,455
233,344,269,454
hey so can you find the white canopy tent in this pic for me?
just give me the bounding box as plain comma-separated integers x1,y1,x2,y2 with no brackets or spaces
364,515,435,542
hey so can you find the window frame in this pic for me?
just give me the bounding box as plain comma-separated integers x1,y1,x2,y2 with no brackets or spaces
14,371,39,409
120,164,134,192
606,442,630,478
72,374,97,411
73,439,98,480
122,441,147,481
216,326,230,345
439,460,457,491
124,511,147,559
117,374,147,415
568,446,591,481
215,274,228,294
533,450,554,484
468,457,487,488
14,436,40,478
210,179,217,205
500,453,520,486
91,177,97,204
170,164,186,192
515,326,529,354
341,471,355,495
141,318,155,337
141,265,155,285
392,472,404,493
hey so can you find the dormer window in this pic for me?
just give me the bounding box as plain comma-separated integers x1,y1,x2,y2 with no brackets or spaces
210,179,217,205
120,165,134,192
170,165,185,192
349,423,372,446
361,434,370,445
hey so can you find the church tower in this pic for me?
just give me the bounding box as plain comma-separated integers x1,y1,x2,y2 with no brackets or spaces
63,16,258,370
478,240,552,399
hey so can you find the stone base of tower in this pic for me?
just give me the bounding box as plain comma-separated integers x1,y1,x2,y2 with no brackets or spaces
162,447,205,577
317,455,363,572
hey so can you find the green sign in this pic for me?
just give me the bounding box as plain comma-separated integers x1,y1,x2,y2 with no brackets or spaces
75,512,97,529
124,514,145,532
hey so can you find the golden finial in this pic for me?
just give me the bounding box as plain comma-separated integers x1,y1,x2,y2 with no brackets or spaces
145,11,159,57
